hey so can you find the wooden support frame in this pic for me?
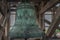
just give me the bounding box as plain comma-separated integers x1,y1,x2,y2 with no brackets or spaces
39,0,59,31
39,1,45,31
46,7,60,37
39,0,59,15
0,0,10,40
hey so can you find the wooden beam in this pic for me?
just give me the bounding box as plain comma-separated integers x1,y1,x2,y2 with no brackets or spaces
0,8,5,16
0,1,5,16
0,0,9,16
44,19,60,29
46,7,60,37
0,16,4,26
0,0,9,40
39,0,59,15
0,30,4,40
39,14,45,31
44,19,51,25
39,1,45,31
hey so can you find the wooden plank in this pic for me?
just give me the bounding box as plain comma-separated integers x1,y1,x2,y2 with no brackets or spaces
39,0,59,15
46,7,60,37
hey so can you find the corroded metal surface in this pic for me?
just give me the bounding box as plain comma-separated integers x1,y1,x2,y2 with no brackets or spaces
9,3,44,38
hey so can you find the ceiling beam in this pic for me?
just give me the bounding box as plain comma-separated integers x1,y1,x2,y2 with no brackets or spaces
46,7,60,37
39,0,59,15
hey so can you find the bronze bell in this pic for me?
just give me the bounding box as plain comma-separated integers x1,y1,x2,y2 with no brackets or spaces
9,3,44,39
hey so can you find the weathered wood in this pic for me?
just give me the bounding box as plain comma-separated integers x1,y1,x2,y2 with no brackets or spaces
0,16,4,26
44,19,51,25
0,0,9,40
39,14,45,30
39,1,45,30
0,30,4,40
39,0,59,15
46,7,60,37
39,0,59,31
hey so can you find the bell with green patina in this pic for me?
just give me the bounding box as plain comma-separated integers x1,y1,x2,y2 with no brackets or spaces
9,3,44,38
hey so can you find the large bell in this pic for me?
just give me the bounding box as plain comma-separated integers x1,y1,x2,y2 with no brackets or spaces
9,3,44,38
